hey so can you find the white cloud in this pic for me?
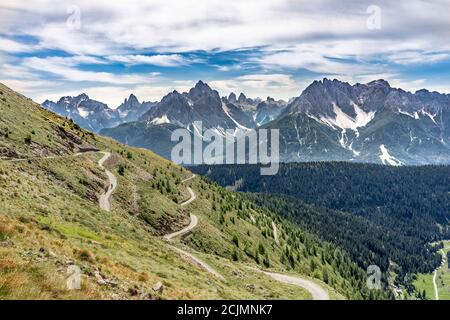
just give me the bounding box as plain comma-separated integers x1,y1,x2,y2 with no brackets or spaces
1,0,450,102
31,83,195,108
210,74,307,100
386,51,450,65
1,0,449,56
21,56,159,84
0,37,37,53
108,54,190,67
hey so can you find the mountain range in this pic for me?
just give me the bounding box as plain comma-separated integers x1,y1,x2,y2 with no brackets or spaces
42,79,450,165
42,94,156,132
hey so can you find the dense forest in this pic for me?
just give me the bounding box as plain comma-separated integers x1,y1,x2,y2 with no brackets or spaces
191,162,450,287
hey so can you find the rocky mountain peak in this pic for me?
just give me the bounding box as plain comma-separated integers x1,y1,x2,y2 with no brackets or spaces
126,93,139,104
188,80,217,101
367,79,391,88
74,93,89,102
228,92,237,103
238,92,247,103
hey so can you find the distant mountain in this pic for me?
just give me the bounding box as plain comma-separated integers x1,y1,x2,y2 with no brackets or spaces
100,122,186,159
42,93,156,132
254,97,287,126
101,81,289,162
220,93,286,128
116,94,156,123
263,78,450,165
51,78,449,165
42,94,118,132
139,81,247,133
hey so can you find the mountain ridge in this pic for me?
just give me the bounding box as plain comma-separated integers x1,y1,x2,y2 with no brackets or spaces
42,78,450,165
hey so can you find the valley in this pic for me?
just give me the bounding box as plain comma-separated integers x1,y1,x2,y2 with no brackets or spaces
192,162,450,298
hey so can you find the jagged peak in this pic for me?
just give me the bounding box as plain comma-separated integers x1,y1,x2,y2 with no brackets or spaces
42,99,55,105
238,92,247,100
367,79,391,88
76,93,89,100
126,93,139,104
194,80,210,90
228,92,237,102
415,88,429,95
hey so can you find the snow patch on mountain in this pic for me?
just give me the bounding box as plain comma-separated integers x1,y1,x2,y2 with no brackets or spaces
422,110,438,124
379,145,403,166
398,109,419,119
77,107,91,118
309,103,375,135
151,115,171,125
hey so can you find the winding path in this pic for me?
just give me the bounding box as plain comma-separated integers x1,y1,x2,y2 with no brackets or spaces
433,247,446,300
433,269,439,300
163,174,224,280
163,212,198,241
170,245,225,281
97,151,117,212
3,150,117,212
5,153,329,298
164,173,329,299
262,271,329,300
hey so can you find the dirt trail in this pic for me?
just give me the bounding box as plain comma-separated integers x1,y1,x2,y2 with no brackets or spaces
163,174,224,280
262,271,329,300
97,152,117,212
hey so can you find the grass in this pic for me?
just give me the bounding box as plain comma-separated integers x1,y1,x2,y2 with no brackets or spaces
413,241,450,300
414,273,436,300
436,241,450,300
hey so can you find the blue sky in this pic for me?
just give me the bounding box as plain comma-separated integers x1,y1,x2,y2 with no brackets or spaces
1,0,450,107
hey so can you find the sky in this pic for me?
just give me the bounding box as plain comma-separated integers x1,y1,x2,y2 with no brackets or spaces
0,0,450,108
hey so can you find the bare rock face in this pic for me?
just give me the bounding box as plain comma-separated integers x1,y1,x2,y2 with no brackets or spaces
266,78,450,164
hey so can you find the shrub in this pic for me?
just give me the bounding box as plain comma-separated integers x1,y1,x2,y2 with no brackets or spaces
77,249,95,263
24,134,32,144
118,164,125,176
126,151,133,159
232,249,239,261
258,243,266,255
232,235,239,247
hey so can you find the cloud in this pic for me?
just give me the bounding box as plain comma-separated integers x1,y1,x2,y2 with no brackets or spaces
0,37,37,53
30,83,196,108
108,54,191,67
386,51,450,65
1,0,450,102
21,56,159,84
209,74,307,100
1,0,449,55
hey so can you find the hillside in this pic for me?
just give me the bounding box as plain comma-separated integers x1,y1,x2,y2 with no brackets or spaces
191,162,450,293
0,83,385,300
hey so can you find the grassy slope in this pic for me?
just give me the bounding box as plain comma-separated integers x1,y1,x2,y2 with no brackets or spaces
0,83,345,299
414,241,450,300
436,241,450,300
